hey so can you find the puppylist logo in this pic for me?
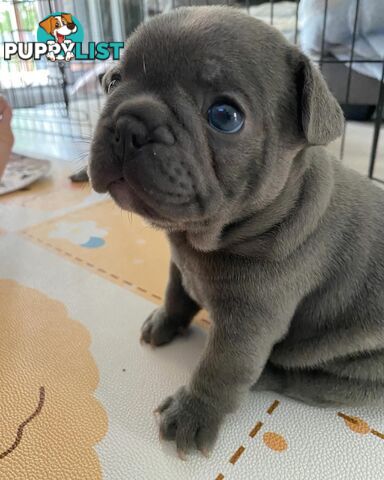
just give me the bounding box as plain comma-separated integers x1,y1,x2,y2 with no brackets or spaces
3,12,124,62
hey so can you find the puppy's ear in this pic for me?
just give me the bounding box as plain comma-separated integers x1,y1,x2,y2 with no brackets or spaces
62,13,73,24
39,16,56,35
295,54,344,145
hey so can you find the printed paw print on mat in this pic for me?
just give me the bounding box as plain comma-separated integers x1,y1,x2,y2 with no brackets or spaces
0,280,107,480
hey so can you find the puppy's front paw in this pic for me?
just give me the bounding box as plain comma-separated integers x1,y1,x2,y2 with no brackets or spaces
141,308,185,347
65,51,75,62
46,52,56,62
155,386,221,458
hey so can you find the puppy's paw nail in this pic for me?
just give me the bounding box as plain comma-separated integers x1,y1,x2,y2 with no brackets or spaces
177,449,187,461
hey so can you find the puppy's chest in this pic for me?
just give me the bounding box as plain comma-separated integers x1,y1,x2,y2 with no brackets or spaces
172,248,211,307
169,239,224,308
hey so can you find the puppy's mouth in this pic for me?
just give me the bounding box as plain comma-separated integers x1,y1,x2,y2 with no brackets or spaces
107,176,196,225
56,33,65,43
91,109,225,228
109,178,160,219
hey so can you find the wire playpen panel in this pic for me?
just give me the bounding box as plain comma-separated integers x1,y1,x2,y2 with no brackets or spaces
0,0,383,180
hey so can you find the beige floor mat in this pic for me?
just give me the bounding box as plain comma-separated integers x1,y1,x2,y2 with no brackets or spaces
1,164,383,480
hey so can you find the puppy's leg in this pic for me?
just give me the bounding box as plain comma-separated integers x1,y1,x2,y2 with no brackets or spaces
156,304,291,455
69,167,89,183
254,364,384,407
252,363,286,393
322,349,384,383
253,364,335,406
270,325,384,369
141,262,200,346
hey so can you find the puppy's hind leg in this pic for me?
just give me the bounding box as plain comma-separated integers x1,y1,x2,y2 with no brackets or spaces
252,363,287,394
253,364,384,407
141,262,201,347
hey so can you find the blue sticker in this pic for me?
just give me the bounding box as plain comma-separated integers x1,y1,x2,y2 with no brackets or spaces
81,236,105,248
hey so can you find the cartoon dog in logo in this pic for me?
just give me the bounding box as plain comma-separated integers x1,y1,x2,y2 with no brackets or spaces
39,13,77,62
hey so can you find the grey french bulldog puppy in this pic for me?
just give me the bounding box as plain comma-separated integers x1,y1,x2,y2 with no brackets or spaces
89,6,384,456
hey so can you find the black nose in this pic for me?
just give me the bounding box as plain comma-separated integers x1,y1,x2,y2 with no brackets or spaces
67,22,76,30
113,115,174,155
114,117,149,153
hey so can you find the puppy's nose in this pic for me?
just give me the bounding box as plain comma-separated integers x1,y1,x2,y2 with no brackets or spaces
114,117,149,153
113,115,175,155
114,118,147,150
67,22,76,30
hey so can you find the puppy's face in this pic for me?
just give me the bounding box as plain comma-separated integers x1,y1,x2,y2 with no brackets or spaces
89,7,343,234
39,14,77,41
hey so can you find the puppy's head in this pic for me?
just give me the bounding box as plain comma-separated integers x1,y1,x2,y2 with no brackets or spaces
39,13,77,39
89,6,343,241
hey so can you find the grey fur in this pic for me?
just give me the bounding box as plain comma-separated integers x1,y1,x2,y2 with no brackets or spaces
89,6,384,455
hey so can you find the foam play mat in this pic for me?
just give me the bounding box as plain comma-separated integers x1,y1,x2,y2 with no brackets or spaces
1,163,383,479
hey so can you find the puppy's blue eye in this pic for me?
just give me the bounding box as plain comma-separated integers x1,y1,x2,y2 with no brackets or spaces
207,103,244,133
108,79,119,94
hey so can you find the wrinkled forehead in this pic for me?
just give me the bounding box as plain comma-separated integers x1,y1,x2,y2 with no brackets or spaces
120,10,281,97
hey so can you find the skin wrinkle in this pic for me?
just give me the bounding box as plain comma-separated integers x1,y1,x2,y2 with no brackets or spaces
221,155,333,261
221,155,306,248
89,6,384,454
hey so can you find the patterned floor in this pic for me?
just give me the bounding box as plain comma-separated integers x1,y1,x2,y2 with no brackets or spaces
0,165,383,480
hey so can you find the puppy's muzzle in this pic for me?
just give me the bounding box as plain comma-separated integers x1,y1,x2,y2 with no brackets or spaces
90,93,223,223
91,95,200,213
113,102,175,158
110,97,193,206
